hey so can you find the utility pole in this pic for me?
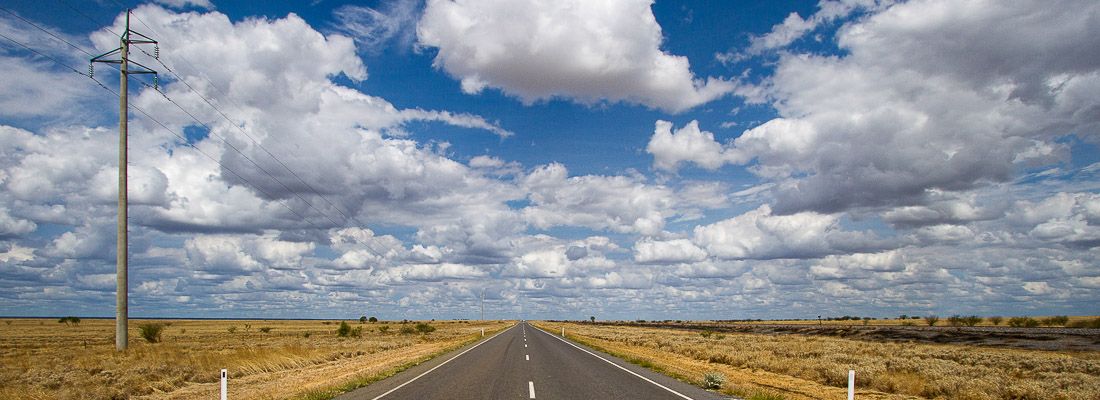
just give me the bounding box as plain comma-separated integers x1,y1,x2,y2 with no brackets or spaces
91,9,158,351
480,289,485,321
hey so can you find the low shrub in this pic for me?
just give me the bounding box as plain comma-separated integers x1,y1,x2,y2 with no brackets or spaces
58,316,81,326
1008,316,1040,328
400,325,415,335
378,325,390,334
227,326,237,333
415,323,436,334
139,323,165,343
924,315,939,326
1041,316,1069,327
989,316,1003,326
259,327,272,333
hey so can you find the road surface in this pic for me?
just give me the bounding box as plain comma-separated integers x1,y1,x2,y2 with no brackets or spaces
336,322,732,400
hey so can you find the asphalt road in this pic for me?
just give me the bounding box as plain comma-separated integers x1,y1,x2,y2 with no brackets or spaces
336,322,732,400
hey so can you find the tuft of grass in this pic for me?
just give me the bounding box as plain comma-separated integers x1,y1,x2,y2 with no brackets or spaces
378,325,390,334
227,326,237,333
259,327,273,333
400,325,415,335
138,323,165,343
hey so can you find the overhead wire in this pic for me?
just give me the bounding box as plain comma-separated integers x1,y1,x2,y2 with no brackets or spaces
68,1,367,228
0,29,327,231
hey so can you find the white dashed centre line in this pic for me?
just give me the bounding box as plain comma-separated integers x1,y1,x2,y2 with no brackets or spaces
528,381,536,398
526,354,529,361
525,343,528,348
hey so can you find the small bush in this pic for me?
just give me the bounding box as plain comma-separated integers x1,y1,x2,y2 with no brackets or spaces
58,316,81,326
303,331,311,338
1041,316,1069,327
227,326,237,333
400,325,415,335
1008,316,1040,327
415,323,436,334
964,315,982,327
700,330,713,338
337,321,352,337
139,323,165,343
378,325,390,334
924,315,939,326
351,326,363,338
989,316,1003,326
259,327,272,333
702,372,726,389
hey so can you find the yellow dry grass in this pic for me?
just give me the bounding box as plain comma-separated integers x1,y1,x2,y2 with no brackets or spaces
640,315,1098,327
534,321,1100,400
0,318,511,400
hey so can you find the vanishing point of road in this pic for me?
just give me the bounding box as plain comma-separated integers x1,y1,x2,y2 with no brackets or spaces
335,322,732,400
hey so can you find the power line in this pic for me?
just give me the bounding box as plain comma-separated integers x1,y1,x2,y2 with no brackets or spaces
0,6,94,58
0,31,327,231
136,80,347,229
127,16,365,227
8,6,357,231
65,3,366,228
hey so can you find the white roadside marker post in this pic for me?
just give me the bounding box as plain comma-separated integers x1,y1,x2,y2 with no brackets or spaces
481,328,484,337
561,327,565,337
221,369,228,400
847,370,855,400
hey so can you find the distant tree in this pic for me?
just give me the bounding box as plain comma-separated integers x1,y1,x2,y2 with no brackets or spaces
964,316,982,327
590,316,596,323
369,316,378,323
359,316,367,324
925,315,939,326
988,316,1004,326
898,314,908,320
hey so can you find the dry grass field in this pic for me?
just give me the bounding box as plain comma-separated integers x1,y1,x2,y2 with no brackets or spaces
534,321,1100,400
0,318,511,400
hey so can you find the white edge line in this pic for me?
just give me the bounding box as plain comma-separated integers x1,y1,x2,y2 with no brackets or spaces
371,324,517,400
535,325,695,400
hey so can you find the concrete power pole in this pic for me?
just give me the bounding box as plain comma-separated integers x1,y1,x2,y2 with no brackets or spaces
91,9,158,351
480,289,485,321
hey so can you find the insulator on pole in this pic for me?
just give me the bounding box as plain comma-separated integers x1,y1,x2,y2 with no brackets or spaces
154,75,159,90
88,63,94,78
154,44,159,59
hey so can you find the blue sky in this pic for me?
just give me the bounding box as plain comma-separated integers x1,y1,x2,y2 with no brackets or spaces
1,0,1098,320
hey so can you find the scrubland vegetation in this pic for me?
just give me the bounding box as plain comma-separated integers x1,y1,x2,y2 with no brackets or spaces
535,321,1100,400
0,318,509,400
